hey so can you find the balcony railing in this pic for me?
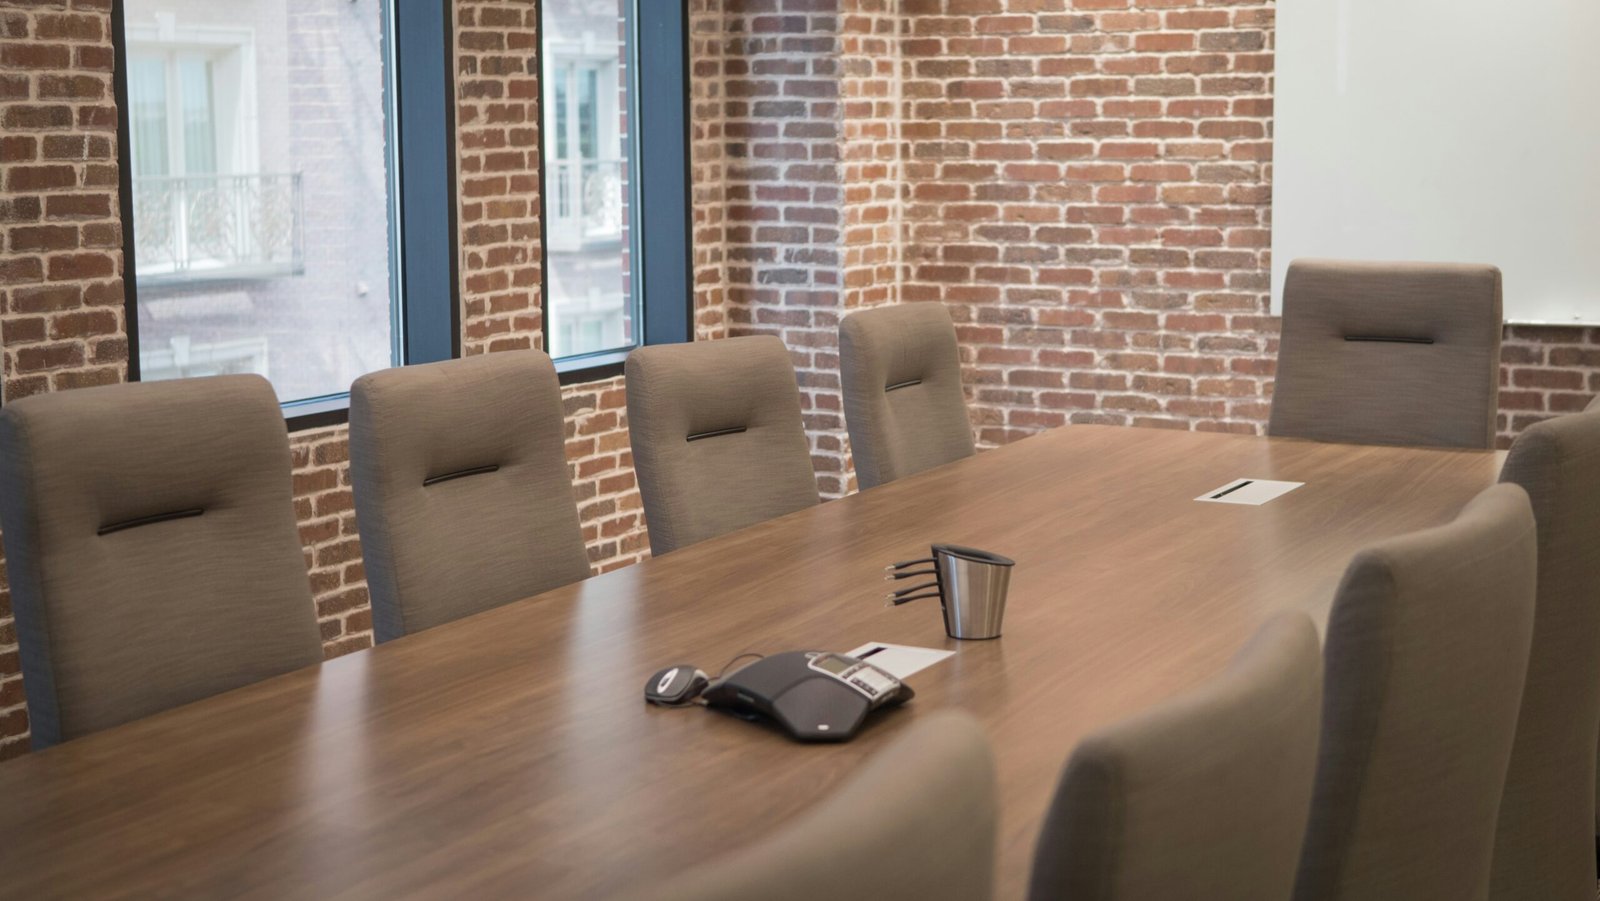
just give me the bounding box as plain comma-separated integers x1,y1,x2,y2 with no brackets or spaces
547,158,624,252
132,173,304,285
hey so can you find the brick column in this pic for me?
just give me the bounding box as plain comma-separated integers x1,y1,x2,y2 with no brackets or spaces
717,0,914,496
1,1,125,405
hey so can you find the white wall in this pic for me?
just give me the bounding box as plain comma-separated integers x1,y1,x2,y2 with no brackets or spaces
1273,0,1600,324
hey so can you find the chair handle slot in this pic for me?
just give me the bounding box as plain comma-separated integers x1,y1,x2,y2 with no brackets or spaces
686,426,747,443
423,464,500,487
886,378,924,392
98,508,204,536
1343,335,1435,345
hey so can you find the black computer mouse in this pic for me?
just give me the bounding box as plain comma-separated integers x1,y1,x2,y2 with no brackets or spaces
644,664,709,706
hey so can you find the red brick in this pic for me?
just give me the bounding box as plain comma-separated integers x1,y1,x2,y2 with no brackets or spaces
46,251,113,280
0,42,70,69
15,341,85,371
42,193,107,219
0,72,28,100
4,104,75,133
8,224,76,252
36,73,102,99
34,13,103,42
6,164,75,192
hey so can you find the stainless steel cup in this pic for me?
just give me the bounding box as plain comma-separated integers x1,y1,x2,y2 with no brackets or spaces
932,544,1014,640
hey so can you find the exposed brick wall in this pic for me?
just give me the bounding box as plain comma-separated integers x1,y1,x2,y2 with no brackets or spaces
290,427,372,655
718,1,857,496
456,0,541,356
839,0,902,316
563,374,646,569
902,1,1280,443
0,0,124,404
690,0,731,342
1498,326,1600,447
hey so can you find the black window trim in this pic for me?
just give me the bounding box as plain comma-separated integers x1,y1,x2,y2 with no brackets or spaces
112,0,461,433
538,0,694,388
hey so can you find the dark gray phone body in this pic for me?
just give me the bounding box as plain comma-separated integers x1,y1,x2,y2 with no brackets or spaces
701,651,913,742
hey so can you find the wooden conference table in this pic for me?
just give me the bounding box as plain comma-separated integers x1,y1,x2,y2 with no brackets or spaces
0,425,1506,899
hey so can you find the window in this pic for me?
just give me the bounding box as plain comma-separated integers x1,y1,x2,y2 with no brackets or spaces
115,0,456,422
126,37,288,294
539,1,691,376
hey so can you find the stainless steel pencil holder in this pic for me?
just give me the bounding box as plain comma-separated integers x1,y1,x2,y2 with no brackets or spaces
885,544,1015,640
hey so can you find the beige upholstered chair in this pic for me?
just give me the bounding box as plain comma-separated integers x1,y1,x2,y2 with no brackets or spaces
1593,391,1600,866
839,303,975,490
350,351,590,642
1268,259,1502,449
625,336,819,555
1294,483,1538,901
0,375,323,748
634,711,997,901
1489,403,1600,901
1028,612,1322,901
1580,398,1593,844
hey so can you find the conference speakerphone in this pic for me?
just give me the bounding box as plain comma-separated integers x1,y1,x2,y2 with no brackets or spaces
702,651,912,742
645,651,914,742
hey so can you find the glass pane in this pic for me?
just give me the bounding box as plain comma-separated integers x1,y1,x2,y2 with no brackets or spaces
541,0,634,360
124,0,397,406
179,56,216,174
127,55,168,178
554,67,569,161
578,68,597,160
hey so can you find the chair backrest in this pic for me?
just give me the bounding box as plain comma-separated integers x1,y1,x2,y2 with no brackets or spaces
0,375,322,748
1294,483,1538,901
1489,405,1600,900
1589,393,1600,839
1028,612,1323,901
1268,259,1502,449
633,711,997,901
624,336,819,555
349,351,590,642
840,303,975,490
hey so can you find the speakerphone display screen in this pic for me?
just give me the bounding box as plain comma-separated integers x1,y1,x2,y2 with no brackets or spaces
812,656,852,676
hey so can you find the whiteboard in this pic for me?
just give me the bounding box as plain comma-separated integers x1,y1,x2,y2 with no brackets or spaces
1272,0,1600,324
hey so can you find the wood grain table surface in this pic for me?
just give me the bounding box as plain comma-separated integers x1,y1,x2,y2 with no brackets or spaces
0,425,1507,899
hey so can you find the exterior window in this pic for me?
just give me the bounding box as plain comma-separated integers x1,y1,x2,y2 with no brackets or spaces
119,0,442,415
541,0,635,362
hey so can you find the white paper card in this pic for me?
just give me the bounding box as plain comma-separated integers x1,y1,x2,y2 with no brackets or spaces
844,642,955,680
1195,478,1305,506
